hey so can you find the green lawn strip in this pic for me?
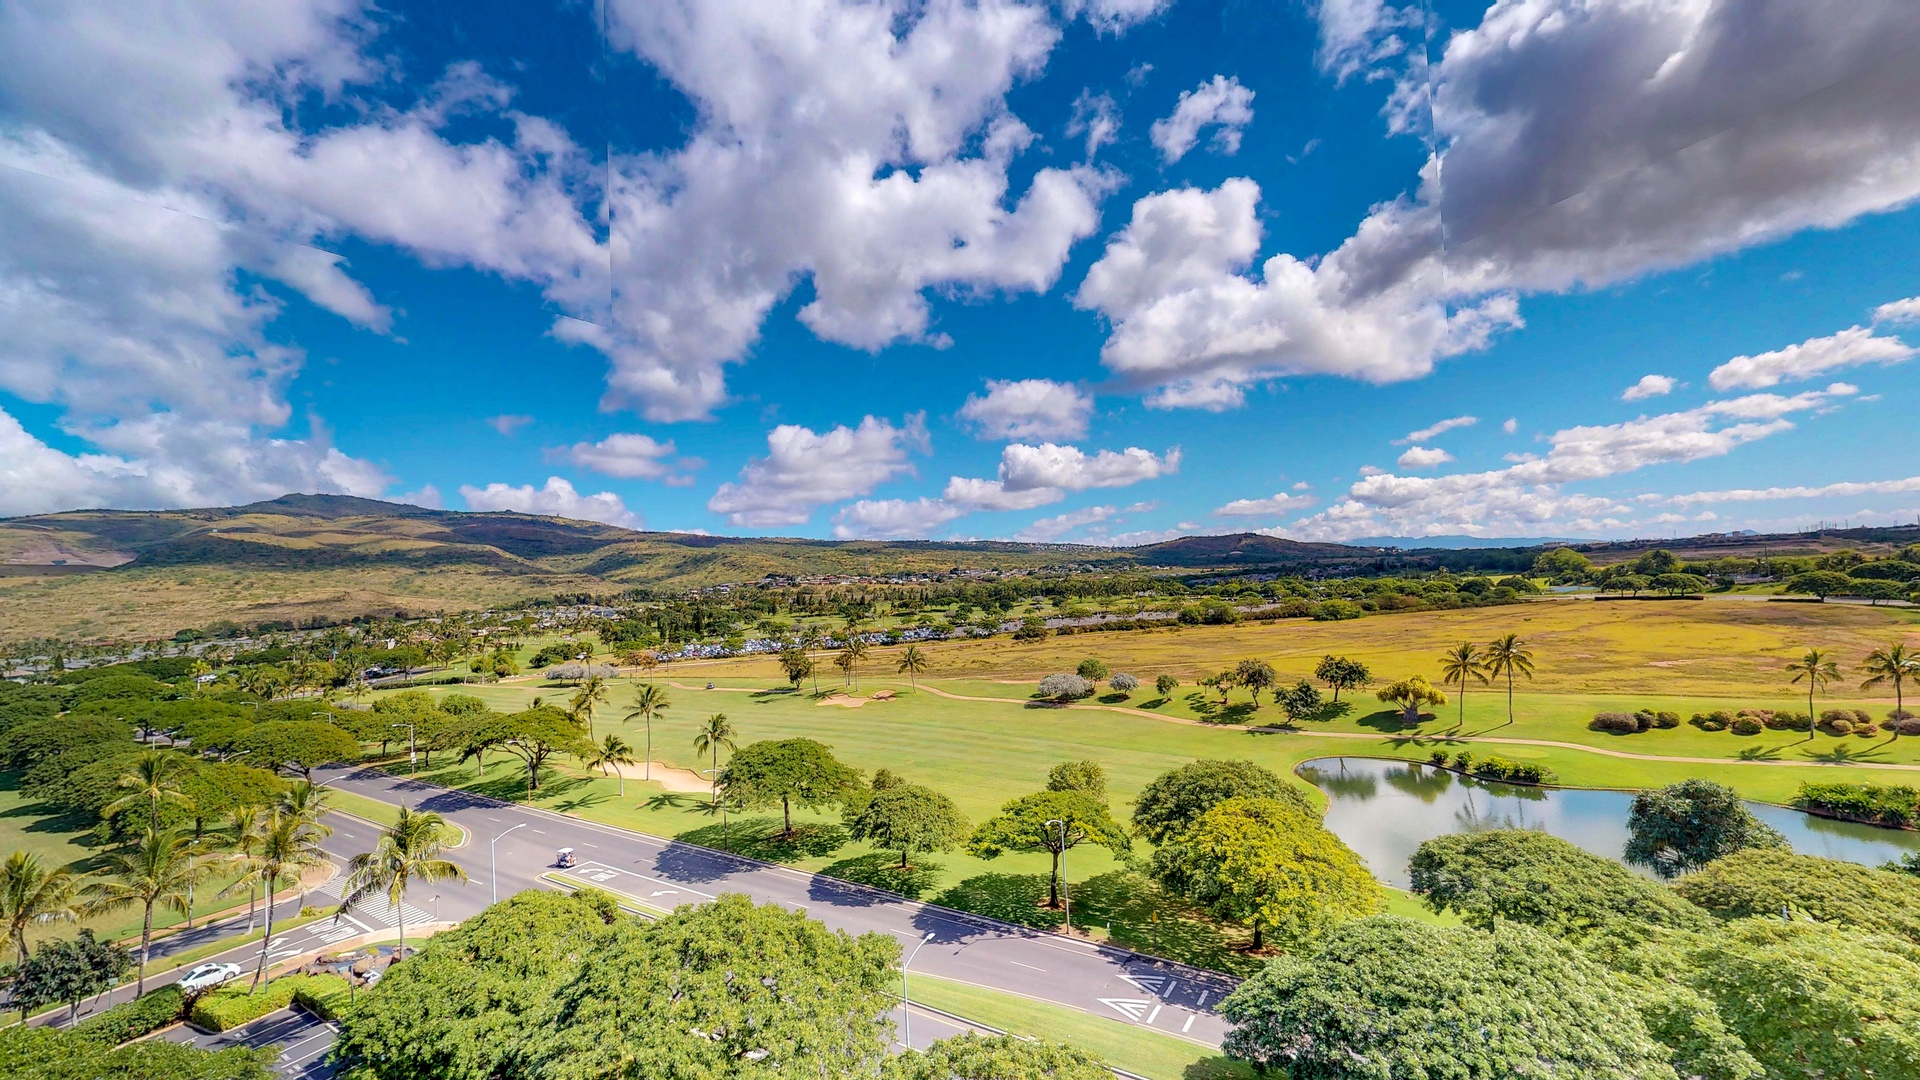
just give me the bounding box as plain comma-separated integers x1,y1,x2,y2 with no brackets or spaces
905,973,1252,1080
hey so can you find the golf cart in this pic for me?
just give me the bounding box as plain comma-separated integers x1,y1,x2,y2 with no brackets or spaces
556,847,576,868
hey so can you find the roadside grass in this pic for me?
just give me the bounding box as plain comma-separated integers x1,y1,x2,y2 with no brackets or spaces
906,973,1253,1080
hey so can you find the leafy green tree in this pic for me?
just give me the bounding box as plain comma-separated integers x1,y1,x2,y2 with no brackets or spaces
233,720,362,781
1532,546,1593,579
1045,759,1106,801
462,706,589,795
83,829,205,995
0,851,85,971
845,779,968,868
1313,655,1371,701
1275,680,1323,724
1438,642,1489,725
777,646,813,688
1650,572,1709,596
969,790,1131,909
1625,779,1786,878
897,644,929,687
1483,632,1536,726
1862,641,1918,730
1075,658,1109,682
1154,673,1179,698
583,733,637,795
1671,847,1920,942
1784,570,1856,598
1408,830,1711,937
1218,917,1676,1079
1632,548,1684,576
693,712,737,806
721,738,861,836
1375,675,1446,724
521,894,899,1077
1131,759,1314,845
102,750,194,833
9,929,130,1024
623,682,669,780
881,1034,1111,1079
1233,658,1277,705
0,1023,273,1080
1152,797,1376,950
339,807,467,955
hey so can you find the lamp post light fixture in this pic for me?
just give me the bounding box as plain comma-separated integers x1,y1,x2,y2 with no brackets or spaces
391,722,417,774
1045,818,1071,934
901,930,936,1051
490,822,528,905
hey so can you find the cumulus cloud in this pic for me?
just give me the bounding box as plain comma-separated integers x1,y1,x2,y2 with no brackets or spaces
995,442,1180,492
1668,475,1920,506
1013,504,1117,542
1502,418,1518,434
561,433,696,484
1149,75,1255,164
487,415,535,437
1622,375,1677,401
837,440,1179,537
1395,446,1453,470
1088,1,1920,412
1707,327,1914,390
1214,492,1315,518
1874,296,1920,324
1062,0,1174,32
594,0,1109,421
1066,90,1121,159
1397,415,1477,444
459,477,642,528
958,379,1094,441
707,414,929,527
831,497,967,539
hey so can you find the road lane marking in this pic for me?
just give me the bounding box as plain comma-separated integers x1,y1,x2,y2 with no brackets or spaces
1183,1013,1196,1033
1010,961,1045,971
1099,998,1151,1022
1120,973,1169,994
1146,1004,1162,1025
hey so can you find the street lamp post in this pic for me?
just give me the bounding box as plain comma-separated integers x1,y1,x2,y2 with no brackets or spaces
901,931,935,1051
392,723,416,774
1046,818,1071,934
490,822,528,905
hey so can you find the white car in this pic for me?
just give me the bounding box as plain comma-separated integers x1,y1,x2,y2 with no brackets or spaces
179,962,243,994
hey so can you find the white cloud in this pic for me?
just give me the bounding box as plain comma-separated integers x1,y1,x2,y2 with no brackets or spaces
1622,374,1677,401
594,0,1110,421
488,415,534,436
831,497,967,540
394,485,443,509
1708,327,1913,390
958,379,1093,441
1292,480,1312,491
1397,415,1477,444
1668,475,1920,506
1013,504,1116,542
940,476,1067,513
1502,417,1518,434
707,414,928,527
562,433,694,484
1062,0,1173,32
1066,90,1121,159
1093,1,1920,412
1874,296,1920,324
995,443,1180,492
458,477,642,529
1395,446,1453,470
1149,75,1255,164
1214,492,1315,518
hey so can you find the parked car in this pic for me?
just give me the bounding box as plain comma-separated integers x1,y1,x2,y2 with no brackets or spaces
179,962,244,994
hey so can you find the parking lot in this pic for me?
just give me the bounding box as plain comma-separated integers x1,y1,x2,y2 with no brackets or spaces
165,1007,340,1079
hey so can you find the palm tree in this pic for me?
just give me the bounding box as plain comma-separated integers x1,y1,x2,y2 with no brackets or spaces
223,808,332,989
103,750,194,832
897,644,929,688
839,637,870,691
276,781,334,907
0,851,85,969
338,808,466,958
693,714,737,806
1439,642,1489,727
1863,642,1920,738
1483,634,1536,727
224,803,268,930
624,683,670,782
799,625,825,694
84,829,205,995
1786,648,1841,739
586,734,638,796
570,675,611,740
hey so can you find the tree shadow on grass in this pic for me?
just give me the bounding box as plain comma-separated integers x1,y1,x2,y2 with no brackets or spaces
1184,1059,1258,1080
674,816,850,862
817,852,944,901
549,787,614,814
1737,744,1784,761
1356,709,1421,734
1801,743,1890,764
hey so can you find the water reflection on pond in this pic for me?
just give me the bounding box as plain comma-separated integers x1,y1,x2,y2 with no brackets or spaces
1299,757,1920,889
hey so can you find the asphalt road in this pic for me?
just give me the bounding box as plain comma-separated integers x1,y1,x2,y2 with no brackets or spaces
166,1006,342,1079
313,763,1238,1050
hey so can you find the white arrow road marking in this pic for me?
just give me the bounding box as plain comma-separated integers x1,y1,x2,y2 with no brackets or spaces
1119,973,1169,994
1099,998,1152,1022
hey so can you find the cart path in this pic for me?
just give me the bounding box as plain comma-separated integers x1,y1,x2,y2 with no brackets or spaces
665,679,1920,774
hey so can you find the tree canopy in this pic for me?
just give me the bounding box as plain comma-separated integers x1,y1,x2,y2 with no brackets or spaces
234,720,363,780
881,1034,1111,1080
463,705,590,793
1670,847,1920,943
844,779,968,868
1624,780,1786,878
0,1025,273,1080
1131,759,1314,845
720,738,861,836
969,789,1130,908
1408,830,1712,937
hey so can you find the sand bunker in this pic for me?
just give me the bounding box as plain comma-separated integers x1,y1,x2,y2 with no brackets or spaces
815,690,895,708
604,760,710,793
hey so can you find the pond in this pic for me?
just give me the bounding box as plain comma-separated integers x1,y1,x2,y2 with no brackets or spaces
1298,757,1920,889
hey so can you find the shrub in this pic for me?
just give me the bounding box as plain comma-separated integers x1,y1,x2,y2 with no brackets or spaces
1154,674,1179,697
70,985,183,1046
1311,599,1363,621
1108,673,1138,695
289,974,354,1021
1075,658,1109,682
1796,782,1920,827
1590,712,1641,734
1429,751,1450,767
1852,708,1875,725
1826,716,1854,735
1690,711,1730,732
189,977,298,1031
1855,723,1879,737
1470,756,1555,785
1649,710,1681,729
1036,673,1094,701
1452,751,1474,772
1898,718,1920,737
1729,716,1764,736
1820,708,1857,728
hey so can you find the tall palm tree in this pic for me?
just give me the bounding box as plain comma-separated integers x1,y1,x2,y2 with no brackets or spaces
1439,642,1489,728
624,683,670,782
0,851,85,969
1786,648,1841,739
1863,642,1920,738
223,808,332,989
839,637,870,691
1483,634,1536,727
586,734,638,796
84,829,205,995
570,675,611,740
338,808,466,957
103,750,194,832
799,625,825,694
693,714,737,807
224,803,268,930
277,782,335,906
896,644,929,688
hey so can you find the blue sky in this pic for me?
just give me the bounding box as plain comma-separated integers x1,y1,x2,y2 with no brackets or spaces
2,0,1917,544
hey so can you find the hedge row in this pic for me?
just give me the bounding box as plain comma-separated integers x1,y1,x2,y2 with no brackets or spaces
188,974,347,1032
1428,750,1556,786
1795,781,1920,828
290,974,354,1021
69,985,183,1047
1589,709,1680,733
1681,707,1913,736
